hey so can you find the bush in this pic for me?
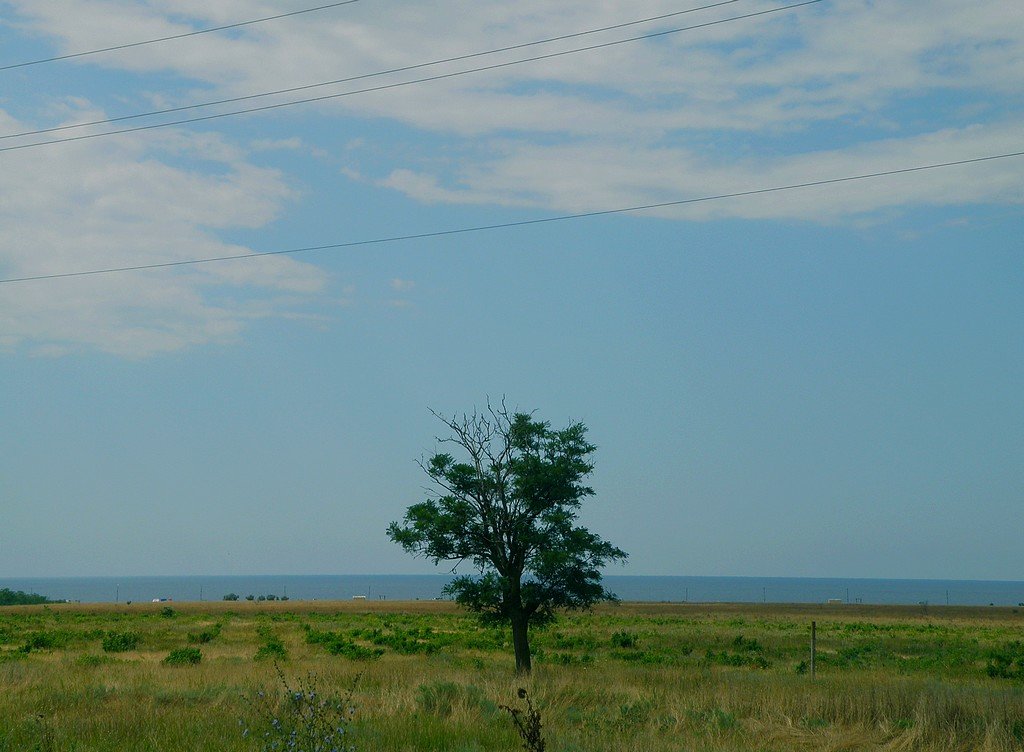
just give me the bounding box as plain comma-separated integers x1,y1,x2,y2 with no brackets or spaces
255,635,288,661
986,641,1024,681
222,593,240,601
187,623,222,644
304,627,383,660
611,631,639,649
21,631,61,652
101,631,139,652
160,606,176,618
163,647,202,666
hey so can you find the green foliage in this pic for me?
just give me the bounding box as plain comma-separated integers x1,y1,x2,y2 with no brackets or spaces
101,631,139,652
304,627,383,660
222,593,240,601
162,647,202,666
254,626,288,661
187,623,222,644
160,607,176,618
986,641,1024,681
704,635,772,669
254,638,288,661
0,588,56,606
611,631,639,648
388,403,627,672
21,631,64,652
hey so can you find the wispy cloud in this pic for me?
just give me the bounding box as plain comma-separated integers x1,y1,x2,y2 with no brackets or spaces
0,106,326,357
7,1,1022,223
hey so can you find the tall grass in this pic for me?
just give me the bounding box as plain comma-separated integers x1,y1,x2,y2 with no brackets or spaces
0,601,1021,750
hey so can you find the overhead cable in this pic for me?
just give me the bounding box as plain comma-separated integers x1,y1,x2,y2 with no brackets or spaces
0,0,822,154
0,1,360,72
1,0,743,142
2,150,1020,284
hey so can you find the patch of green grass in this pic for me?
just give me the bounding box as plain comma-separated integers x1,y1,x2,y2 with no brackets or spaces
163,647,202,666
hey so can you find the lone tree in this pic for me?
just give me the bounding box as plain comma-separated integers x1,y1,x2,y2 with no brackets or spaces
388,402,626,673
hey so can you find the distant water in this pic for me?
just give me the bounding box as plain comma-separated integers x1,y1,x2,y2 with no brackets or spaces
3,574,1023,607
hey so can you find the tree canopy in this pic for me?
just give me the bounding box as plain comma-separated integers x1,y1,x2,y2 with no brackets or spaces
388,402,626,673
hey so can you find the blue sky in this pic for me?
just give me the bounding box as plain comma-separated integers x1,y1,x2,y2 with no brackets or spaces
0,1,1021,579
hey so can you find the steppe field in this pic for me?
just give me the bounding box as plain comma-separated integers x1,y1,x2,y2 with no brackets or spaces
1,600,1022,751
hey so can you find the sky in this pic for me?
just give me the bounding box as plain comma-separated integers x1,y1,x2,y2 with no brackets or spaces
0,0,1021,580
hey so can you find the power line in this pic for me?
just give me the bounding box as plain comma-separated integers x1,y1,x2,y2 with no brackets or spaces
1,0,743,142
0,0,822,155
2,150,1020,285
0,1,360,72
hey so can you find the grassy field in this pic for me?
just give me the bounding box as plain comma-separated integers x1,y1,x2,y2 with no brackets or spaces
1,600,1022,751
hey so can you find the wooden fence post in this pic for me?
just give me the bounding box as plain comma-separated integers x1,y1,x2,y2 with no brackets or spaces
811,620,816,680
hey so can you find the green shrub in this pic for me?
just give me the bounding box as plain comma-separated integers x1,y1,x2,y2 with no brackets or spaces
304,627,383,660
163,647,202,666
101,631,139,652
986,641,1024,680
255,635,288,661
160,606,176,618
20,630,75,652
611,630,639,649
705,648,771,669
187,623,222,644
222,593,239,601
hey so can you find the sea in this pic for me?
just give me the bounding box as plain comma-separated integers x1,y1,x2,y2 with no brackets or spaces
3,574,1023,607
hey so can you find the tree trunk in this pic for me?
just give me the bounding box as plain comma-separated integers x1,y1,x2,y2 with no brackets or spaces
510,610,532,674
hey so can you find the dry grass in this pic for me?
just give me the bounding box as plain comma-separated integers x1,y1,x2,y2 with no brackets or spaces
1,601,1021,751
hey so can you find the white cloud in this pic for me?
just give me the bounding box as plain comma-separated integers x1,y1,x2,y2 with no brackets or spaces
389,278,415,292
8,0,1016,222
380,122,1024,223
0,106,327,357
1,0,1022,351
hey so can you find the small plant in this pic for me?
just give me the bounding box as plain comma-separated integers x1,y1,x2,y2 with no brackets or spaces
242,664,359,751
501,688,546,752
188,623,222,644
611,630,639,649
160,606,176,618
163,647,202,666
101,631,139,652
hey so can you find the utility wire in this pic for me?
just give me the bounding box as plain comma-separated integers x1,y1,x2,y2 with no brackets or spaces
2,150,1020,284
1,0,743,142
0,1,360,72
0,0,821,155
